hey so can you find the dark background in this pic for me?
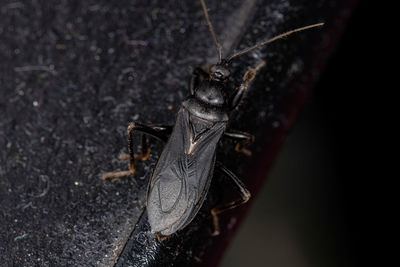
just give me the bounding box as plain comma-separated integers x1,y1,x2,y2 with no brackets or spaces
222,1,373,266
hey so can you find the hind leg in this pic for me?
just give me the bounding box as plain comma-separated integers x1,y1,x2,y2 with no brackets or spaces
211,162,251,236
155,232,171,242
101,123,172,180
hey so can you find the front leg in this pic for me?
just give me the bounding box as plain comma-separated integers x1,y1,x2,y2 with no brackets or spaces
101,123,172,180
229,60,266,110
224,130,254,156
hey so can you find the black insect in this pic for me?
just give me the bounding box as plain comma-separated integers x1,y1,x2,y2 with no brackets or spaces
102,0,323,240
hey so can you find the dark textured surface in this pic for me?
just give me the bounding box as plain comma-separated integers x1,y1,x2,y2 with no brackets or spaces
0,0,354,266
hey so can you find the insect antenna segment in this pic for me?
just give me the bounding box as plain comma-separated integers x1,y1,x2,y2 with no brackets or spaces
200,0,223,63
227,22,325,62
200,0,324,64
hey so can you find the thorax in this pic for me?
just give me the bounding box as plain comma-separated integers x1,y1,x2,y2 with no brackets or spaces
182,80,229,123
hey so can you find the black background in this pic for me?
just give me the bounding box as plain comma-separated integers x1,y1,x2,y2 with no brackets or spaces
223,1,379,266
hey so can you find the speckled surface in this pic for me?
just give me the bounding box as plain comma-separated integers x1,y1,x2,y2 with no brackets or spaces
0,0,354,266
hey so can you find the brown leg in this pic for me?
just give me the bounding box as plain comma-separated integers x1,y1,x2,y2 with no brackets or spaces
156,232,171,242
101,122,172,180
230,60,266,110
211,163,251,236
223,130,255,156
242,60,266,84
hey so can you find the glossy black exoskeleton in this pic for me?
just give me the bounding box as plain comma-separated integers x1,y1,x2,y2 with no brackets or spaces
102,0,323,240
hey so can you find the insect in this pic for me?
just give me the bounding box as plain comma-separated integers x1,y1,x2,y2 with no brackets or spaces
102,0,323,240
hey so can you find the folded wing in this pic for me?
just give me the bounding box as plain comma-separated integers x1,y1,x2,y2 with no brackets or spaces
147,108,226,235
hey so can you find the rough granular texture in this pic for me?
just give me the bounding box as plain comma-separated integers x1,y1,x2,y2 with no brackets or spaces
0,0,353,266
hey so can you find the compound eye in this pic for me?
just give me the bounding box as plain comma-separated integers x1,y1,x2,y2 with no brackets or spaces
220,68,230,78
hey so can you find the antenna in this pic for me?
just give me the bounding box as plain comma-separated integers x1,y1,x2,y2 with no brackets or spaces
200,0,223,62
227,22,324,61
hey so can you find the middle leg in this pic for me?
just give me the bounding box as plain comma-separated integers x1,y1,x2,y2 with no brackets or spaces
101,123,172,180
224,130,255,156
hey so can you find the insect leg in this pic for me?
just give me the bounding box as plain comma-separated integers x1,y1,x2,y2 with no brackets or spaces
224,130,255,156
229,60,266,110
156,232,171,242
189,67,209,95
211,163,251,236
126,123,173,173
101,123,172,180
